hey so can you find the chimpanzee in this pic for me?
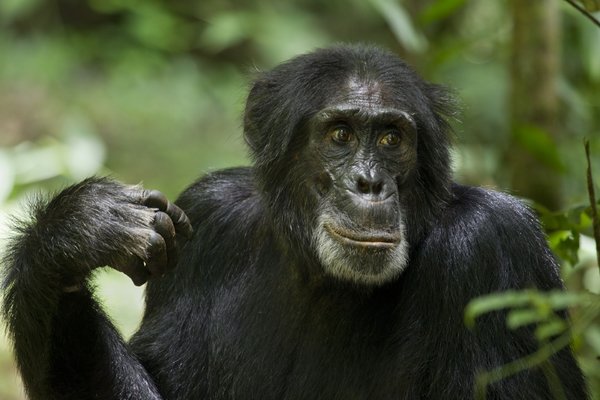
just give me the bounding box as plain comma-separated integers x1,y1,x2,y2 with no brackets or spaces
2,44,588,399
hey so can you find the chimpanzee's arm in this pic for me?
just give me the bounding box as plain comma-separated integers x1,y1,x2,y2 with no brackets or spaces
419,186,588,399
2,177,192,399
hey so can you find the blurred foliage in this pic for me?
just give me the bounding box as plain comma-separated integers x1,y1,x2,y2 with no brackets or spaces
467,197,600,398
0,0,599,399
468,138,600,398
465,288,600,400
467,139,600,398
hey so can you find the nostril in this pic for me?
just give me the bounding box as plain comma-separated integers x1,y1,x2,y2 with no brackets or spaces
357,177,370,194
372,181,383,195
355,175,385,196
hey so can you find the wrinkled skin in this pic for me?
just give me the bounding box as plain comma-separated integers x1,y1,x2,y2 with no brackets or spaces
308,78,417,285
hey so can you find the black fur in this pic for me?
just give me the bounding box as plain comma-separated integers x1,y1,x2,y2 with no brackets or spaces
2,44,588,399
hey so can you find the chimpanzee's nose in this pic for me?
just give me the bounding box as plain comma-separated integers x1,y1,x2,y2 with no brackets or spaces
352,171,393,201
356,174,384,196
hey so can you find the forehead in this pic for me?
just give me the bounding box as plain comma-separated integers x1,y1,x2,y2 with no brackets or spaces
314,75,415,127
327,76,396,111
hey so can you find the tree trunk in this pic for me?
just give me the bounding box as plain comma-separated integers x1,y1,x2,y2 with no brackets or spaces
508,0,563,210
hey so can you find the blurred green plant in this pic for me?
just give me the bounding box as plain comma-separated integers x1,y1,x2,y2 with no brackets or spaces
0,117,105,201
465,287,600,399
465,142,600,399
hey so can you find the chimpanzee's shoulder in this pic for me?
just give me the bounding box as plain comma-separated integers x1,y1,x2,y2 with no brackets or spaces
419,183,546,268
174,167,262,229
445,183,538,230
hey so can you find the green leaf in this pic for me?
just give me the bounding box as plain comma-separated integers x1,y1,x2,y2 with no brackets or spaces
547,230,580,265
464,290,536,328
540,212,571,231
506,309,547,330
535,319,567,341
545,290,592,309
465,290,592,330
567,205,593,230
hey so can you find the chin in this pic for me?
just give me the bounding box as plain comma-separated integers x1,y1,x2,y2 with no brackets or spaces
314,214,409,286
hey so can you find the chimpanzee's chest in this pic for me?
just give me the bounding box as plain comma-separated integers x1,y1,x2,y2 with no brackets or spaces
202,277,427,399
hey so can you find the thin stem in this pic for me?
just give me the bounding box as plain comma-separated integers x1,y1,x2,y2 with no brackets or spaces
474,299,600,400
585,140,600,274
564,0,600,28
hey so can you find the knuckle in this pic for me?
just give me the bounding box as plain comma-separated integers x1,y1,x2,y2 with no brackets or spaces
147,231,167,254
154,212,176,238
144,190,169,211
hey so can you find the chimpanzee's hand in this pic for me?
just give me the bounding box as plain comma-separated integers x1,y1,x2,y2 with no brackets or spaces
117,186,194,286
39,177,193,288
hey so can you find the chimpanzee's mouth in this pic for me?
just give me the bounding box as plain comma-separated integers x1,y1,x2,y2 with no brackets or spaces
324,223,401,249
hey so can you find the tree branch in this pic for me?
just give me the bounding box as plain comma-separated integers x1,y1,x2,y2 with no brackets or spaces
584,139,600,274
564,0,600,28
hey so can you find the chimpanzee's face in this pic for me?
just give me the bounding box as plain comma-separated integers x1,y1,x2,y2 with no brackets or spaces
308,77,418,285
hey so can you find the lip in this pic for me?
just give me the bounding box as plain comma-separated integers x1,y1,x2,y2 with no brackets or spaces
346,189,396,205
324,223,401,249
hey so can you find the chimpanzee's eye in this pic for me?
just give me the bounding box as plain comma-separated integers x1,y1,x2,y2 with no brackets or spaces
330,126,353,144
379,131,401,147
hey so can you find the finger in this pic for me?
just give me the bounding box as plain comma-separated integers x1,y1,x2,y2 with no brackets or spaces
165,202,194,239
142,190,193,239
145,231,168,277
142,189,169,211
153,211,178,270
119,257,150,286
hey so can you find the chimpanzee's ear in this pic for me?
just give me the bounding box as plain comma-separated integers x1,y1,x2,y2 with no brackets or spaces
243,72,311,169
423,82,460,133
243,77,271,155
